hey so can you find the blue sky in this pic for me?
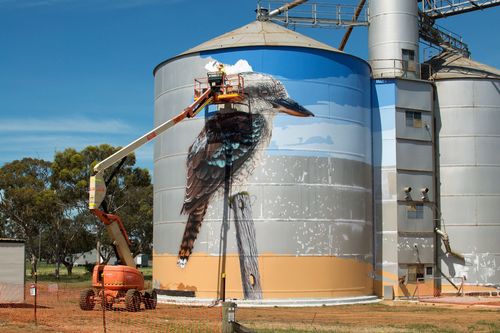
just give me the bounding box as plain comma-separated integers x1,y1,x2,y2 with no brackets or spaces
0,0,498,173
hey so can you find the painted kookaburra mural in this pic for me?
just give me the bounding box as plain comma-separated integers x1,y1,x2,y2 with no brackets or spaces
177,70,314,268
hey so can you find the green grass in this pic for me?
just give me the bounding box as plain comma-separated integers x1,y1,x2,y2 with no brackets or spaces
26,262,153,284
141,266,152,280
405,323,452,332
26,262,90,283
255,329,334,333
359,302,448,313
470,320,500,333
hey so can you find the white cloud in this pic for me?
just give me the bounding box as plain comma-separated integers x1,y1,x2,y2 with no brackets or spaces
204,59,253,75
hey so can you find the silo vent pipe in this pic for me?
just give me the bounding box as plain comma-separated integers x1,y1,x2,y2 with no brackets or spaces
268,0,308,18
435,228,464,261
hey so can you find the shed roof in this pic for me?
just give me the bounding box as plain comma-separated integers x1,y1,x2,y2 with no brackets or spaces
0,238,25,244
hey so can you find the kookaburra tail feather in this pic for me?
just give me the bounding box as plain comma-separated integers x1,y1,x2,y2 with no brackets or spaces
177,202,208,268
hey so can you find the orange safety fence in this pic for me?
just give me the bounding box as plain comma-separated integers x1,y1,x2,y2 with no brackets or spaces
3,282,500,333
0,281,222,333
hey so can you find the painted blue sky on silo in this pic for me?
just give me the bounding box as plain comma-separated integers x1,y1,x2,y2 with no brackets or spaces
200,46,372,164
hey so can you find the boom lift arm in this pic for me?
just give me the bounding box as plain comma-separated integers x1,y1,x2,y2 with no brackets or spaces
88,88,214,267
88,71,245,268
79,70,245,312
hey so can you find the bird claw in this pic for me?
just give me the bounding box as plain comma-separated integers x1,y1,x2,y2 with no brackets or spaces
177,258,187,268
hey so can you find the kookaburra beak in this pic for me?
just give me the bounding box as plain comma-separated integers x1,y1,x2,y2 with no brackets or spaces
271,98,314,117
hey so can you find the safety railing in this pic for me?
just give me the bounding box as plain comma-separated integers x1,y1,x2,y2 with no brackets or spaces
257,0,369,28
194,73,245,101
369,59,433,80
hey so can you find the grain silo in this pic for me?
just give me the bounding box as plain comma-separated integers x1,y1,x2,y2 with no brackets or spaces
428,52,500,290
152,20,374,303
368,0,419,79
369,0,500,299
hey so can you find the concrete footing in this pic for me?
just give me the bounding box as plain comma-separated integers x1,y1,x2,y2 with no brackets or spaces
158,295,380,307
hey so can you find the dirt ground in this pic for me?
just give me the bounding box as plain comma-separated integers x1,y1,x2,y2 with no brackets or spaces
0,284,499,332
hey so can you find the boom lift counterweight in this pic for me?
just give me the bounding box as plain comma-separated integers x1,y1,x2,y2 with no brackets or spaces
80,71,245,312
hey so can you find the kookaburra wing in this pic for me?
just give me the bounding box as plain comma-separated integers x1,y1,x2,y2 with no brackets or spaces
177,72,313,268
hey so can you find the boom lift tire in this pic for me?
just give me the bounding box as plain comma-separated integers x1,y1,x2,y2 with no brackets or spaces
125,289,141,312
143,289,157,310
104,301,113,311
79,288,95,311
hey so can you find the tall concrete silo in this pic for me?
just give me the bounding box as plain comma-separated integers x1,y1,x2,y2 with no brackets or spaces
152,20,374,302
428,52,500,289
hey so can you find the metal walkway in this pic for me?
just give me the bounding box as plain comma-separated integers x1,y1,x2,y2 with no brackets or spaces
420,0,500,19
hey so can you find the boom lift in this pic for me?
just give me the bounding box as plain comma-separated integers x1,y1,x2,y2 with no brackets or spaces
79,71,245,311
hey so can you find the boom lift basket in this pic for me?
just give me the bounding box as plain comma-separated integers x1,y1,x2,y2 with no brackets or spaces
195,73,245,104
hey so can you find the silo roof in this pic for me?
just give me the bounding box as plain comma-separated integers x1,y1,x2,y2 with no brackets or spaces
180,20,340,55
0,238,25,243
153,20,349,75
426,51,500,80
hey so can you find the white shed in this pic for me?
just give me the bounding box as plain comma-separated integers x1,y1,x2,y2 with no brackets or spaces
0,239,25,303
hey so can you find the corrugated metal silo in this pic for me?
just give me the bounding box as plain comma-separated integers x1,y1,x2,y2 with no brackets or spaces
153,21,373,301
429,52,500,288
368,0,420,79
